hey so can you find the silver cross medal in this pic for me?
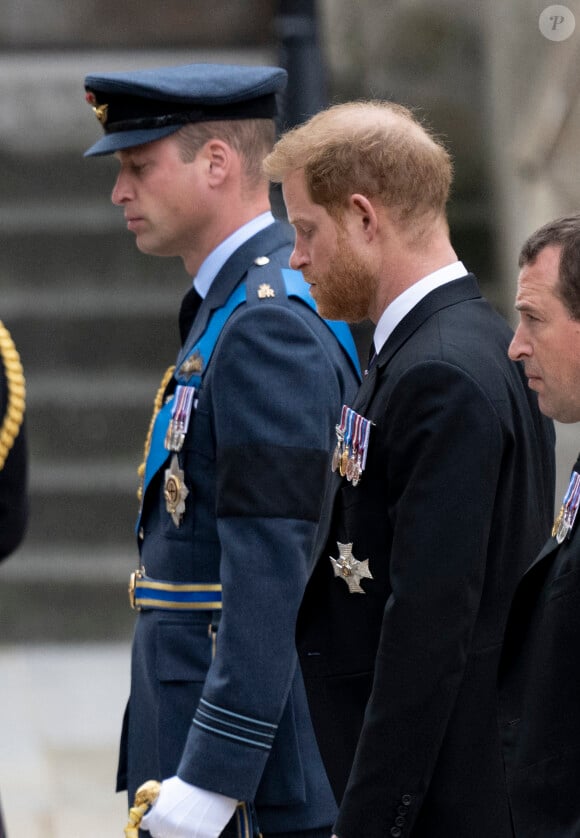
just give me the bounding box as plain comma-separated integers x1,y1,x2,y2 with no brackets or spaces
330,542,373,594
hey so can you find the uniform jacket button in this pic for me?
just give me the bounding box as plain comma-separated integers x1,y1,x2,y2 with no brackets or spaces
401,794,412,806
390,828,402,837
395,816,405,826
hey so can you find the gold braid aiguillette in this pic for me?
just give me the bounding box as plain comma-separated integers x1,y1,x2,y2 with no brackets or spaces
137,365,175,503
124,779,161,838
0,321,25,471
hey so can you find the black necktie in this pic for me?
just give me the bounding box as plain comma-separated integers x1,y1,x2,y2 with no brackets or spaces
365,343,377,376
178,286,202,343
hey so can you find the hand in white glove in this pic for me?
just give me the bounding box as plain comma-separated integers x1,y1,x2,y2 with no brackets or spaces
141,775,238,838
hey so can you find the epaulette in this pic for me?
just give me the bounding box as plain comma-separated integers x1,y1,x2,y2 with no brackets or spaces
244,256,289,306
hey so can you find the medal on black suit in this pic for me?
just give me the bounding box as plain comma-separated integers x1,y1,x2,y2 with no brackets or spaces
552,469,580,543
331,405,372,485
330,541,373,593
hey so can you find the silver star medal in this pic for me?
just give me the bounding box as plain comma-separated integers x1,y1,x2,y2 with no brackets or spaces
164,454,189,527
330,541,373,594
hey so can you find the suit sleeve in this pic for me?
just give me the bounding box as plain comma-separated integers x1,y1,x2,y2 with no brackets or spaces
334,360,503,838
177,301,347,800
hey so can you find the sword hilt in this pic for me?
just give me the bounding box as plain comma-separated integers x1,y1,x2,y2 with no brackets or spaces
124,779,161,838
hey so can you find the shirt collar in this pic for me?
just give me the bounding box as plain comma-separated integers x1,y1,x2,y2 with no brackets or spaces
192,211,275,299
373,261,467,355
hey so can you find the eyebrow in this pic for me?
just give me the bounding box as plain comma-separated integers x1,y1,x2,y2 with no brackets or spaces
514,302,544,321
289,216,312,229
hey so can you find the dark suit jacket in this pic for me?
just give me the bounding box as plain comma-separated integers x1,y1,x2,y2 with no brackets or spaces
499,455,580,837
296,275,555,838
117,222,360,834
0,325,27,561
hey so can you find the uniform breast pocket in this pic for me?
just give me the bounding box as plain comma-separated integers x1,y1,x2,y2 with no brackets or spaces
182,406,215,463
156,620,212,776
160,407,216,542
156,620,211,682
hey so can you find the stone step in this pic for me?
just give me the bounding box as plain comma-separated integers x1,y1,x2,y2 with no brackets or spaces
8,309,178,375
27,461,140,547
0,10,274,51
0,547,137,642
0,227,187,294
25,373,157,460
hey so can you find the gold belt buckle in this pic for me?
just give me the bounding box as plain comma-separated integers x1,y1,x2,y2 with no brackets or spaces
128,567,144,610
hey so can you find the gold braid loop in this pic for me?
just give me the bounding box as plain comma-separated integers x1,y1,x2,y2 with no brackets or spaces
124,779,161,838
0,321,26,472
137,365,175,502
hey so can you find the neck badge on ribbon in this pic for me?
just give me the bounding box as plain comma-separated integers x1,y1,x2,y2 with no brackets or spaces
330,541,373,594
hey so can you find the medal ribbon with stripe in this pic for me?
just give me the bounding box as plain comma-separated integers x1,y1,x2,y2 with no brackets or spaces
331,405,372,485
553,469,580,544
165,385,195,453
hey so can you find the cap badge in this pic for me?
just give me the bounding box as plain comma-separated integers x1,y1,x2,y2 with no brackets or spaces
330,542,373,594
85,92,108,126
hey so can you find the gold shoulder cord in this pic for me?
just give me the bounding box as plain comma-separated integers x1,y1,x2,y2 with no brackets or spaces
137,365,175,502
0,321,26,472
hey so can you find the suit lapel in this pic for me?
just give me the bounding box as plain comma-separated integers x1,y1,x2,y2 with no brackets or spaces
314,275,482,561
376,274,481,370
352,274,480,413
520,453,580,581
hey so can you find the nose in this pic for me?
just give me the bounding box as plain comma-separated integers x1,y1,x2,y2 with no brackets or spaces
508,323,531,361
289,239,308,271
111,170,132,206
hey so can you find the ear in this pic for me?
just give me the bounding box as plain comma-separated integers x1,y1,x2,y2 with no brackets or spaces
203,139,232,186
348,193,378,241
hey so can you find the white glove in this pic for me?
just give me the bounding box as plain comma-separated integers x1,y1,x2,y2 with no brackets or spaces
141,775,238,838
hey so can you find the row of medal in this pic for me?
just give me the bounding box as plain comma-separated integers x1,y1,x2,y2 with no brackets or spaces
552,468,580,544
163,385,195,527
331,404,372,486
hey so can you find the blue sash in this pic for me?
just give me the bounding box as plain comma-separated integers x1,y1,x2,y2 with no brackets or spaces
282,269,360,373
139,269,360,510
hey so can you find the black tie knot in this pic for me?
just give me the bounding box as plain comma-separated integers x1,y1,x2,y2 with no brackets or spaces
178,286,202,343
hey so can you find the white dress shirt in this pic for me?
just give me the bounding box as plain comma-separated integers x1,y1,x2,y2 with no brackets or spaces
372,261,468,356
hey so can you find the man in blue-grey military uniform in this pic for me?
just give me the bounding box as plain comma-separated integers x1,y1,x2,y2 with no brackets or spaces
83,62,360,838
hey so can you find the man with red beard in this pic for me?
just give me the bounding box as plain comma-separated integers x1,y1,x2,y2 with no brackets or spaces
263,101,556,838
